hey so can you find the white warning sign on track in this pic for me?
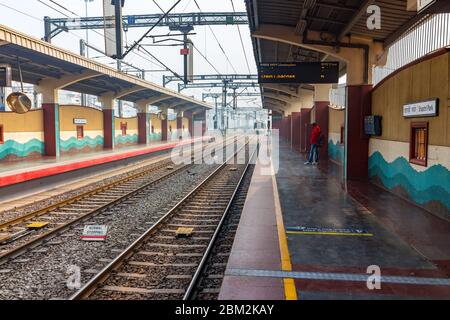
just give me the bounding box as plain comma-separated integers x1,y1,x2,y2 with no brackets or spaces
81,225,108,242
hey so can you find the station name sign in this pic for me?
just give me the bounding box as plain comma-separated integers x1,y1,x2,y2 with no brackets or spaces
73,118,88,125
403,99,439,118
258,62,339,84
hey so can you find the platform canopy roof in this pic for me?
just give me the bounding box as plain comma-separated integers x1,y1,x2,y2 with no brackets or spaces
245,0,450,112
0,24,211,112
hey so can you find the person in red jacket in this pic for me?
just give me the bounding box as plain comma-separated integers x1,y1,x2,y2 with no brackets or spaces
305,123,321,165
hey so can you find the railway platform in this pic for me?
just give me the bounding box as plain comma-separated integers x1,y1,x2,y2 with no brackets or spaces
0,139,200,189
220,141,450,300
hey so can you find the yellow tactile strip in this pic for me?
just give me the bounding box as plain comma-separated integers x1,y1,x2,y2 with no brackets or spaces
271,163,298,300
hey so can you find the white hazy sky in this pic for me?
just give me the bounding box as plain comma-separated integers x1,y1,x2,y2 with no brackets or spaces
0,0,261,108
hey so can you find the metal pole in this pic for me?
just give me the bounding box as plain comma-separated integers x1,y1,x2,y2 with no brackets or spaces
214,96,218,130
44,16,52,43
80,40,87,106
0,87,5,111
85,1,89,58
222,80,227,134
183,32,188,85
117,60,123,117
114,0,123,60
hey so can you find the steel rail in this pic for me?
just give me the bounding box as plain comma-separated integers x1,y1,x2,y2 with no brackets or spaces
0,137,223,231
183,142,257,300
70,139,253,300
0,138,237,265
0,159,172,231
0,162,191,265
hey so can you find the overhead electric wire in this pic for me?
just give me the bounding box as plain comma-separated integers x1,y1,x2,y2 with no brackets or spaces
192,0,238,74
150,0,222,75
192,44,221,74
37,0,68,17
0,1,44,22
137,45,184,82
122,0,183,59
230,0,252,74
47,0,78,16
36,0,180,80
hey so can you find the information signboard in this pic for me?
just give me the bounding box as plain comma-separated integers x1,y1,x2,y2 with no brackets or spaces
81,225,108,242
258,62,339,84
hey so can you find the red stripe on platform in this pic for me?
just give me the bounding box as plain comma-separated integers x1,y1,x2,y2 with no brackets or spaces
80,236,107,239
0,139,197,188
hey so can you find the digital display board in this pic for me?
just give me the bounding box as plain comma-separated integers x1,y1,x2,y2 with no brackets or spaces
258,62,339,84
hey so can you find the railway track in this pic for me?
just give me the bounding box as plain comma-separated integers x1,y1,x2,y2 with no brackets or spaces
185,163,255,300
70,140,256,300
0,138,235,264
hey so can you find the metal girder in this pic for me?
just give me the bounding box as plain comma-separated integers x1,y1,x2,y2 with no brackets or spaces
44,12,248,42
164,74,258,86
178,82,259,91
202,92,261,100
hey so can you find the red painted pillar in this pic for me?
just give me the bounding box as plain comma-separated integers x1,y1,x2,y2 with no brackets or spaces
300,108,311,153
161,118,168,142
103,109,115,149
177,116,183,140
291,112,301,151
137,113,148,144
346,85,372,180
314,101,329,160
43,103,60,157
287,115,292,144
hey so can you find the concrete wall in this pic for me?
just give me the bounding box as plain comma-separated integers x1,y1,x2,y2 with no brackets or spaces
370,50,450,218
149,114,162,142
115,116,138,147
182,118,189,138
168,119,177,141
59,105,104,155
0,110,44,161
328,108,345,165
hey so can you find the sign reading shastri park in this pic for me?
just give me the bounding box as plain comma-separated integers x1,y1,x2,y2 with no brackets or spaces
73,118,88,125
403,99,439,118
258,62,339,84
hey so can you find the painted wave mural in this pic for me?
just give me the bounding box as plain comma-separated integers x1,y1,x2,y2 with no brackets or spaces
328,140,344,164
369,151,450,211
60,136,104,152
0,139,44,159
148,133,162,141
115,134,138,145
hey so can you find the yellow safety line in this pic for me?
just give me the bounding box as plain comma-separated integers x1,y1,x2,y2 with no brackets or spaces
271,164,298,301
287,231,373,237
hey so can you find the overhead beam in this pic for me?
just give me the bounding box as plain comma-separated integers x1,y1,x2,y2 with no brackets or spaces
263,92,293,105
137,95,172,106
115,87,147,99
337,0,376,42
262,84,300,97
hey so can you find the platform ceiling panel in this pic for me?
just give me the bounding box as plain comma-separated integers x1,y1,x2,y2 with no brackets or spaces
250,0,419,42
